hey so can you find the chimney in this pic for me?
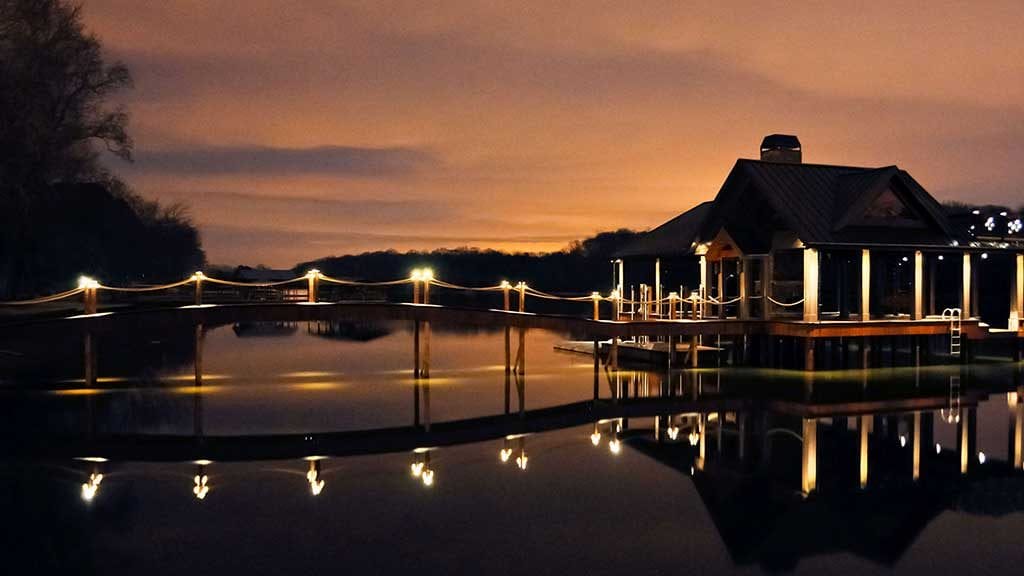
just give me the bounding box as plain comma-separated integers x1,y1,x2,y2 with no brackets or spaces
760,134,801,163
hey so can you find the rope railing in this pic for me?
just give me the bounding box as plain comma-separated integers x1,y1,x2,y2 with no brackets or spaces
0,268,811,321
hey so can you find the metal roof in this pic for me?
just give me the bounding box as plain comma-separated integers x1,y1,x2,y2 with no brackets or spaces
613,201,713,258
617,159,969,259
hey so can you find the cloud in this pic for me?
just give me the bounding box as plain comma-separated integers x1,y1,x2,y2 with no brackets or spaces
132,144,439,177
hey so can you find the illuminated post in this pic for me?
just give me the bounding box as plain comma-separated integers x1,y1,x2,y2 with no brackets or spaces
501,280,511,311
79,276,99,314
696,415,706,471
962,253,972,318
517,282,526,313
411,269,421,304
699,254,708,318
592,292,601,320
1010,253,1023,330
421,268,433,304
859,414,869,488
306,269,319,303
913,251,924,320
861,249,871,320
654,258,662,317
803,248,819,322
193,271,205,305
738,258,749,320
668,292,678,320
801,418,817,494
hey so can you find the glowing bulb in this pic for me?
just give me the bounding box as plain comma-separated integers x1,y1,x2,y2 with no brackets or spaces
77,276,99,289
609,439,621,455
938,255,944,261
688,431,700,446
192,271,205,280
306,268,320,278
610,289,619,300
591,291,600,300
667,426,680,441
421,268,434,282
499,448,512,463
978,451,986,464
936,443,942,454
500,280,511,289
410,462,424,477
421,469,434,487
410,268,422,281
900,435,907,447
590,431,601,446
981,253,989,260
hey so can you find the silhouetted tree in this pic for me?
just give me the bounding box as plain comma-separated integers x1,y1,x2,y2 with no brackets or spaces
0,0,204,297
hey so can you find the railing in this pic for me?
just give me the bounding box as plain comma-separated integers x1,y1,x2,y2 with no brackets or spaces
0,268,812,321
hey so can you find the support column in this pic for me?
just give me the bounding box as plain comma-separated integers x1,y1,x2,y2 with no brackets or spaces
717,260,725,319
913,250,924,320
762,256,772,320
962,252,972,318
739,258,749,320
803,248,819,322
655,258,662,318
1010,253,1023,331
699,255,708,318
861,249,871,320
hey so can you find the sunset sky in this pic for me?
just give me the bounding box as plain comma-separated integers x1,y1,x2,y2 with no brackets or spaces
84,1,1024,267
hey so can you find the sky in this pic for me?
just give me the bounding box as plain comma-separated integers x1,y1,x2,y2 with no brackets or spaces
83,0,1024,267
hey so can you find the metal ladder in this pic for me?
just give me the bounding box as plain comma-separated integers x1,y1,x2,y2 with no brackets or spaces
942,308,962,357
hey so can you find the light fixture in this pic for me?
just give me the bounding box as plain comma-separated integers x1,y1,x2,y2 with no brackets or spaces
935,443,942,454
978,452,986,464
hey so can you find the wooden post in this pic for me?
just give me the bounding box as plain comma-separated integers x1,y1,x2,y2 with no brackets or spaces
1010,253,1023,331
502,282,510,311
194,273,204,305
517,282,525,312
739,258,749,320
412,279,420,304
306,272,318,303
717,260,725,319
803,248,819,322
762,256,772,320
422,279,430,305
689,336,699,368
668,292,678,320
962,252,972,318
654,258,662,318
861,249,871,320
592,293,600,320
83,286,97,315
699,255,708,318
913,251,924,320
804,338,815,371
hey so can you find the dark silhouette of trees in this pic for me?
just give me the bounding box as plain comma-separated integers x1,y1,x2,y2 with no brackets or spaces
0,0,203,297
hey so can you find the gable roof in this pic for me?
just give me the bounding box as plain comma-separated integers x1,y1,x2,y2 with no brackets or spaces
618,158,967,259
613,201,713,258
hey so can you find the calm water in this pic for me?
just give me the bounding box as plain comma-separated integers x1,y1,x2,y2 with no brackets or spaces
1,317,1023,575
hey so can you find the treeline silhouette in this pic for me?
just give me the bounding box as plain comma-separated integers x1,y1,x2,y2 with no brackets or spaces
0,0,204,298
296,229,642,294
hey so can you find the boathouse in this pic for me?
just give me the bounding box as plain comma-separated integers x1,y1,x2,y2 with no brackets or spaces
612,135,1023,368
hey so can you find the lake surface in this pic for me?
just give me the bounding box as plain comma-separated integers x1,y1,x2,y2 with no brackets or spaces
1,318,1023,575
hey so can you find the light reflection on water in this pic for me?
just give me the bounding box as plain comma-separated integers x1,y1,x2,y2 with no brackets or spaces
0,319,1023,574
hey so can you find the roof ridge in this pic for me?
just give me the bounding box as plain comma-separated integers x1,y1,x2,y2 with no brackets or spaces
737,157,890,171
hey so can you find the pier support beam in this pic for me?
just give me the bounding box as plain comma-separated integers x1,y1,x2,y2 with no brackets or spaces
859,414,870,488
913,250,924,320
962,253,972,318
803,248,819,322
1010,253,1023,331
861,249,871,320
739,258,749,320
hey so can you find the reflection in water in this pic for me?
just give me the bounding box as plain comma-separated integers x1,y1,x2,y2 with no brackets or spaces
2,317,1024,573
